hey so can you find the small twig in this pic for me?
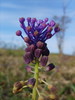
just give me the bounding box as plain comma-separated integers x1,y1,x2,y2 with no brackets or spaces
36,88,41,97
41,80,49,86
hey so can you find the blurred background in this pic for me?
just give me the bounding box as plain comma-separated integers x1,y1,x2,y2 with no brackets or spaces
0,0,75,100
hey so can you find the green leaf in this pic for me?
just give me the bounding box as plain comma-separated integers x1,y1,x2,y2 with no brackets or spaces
70,84,75,92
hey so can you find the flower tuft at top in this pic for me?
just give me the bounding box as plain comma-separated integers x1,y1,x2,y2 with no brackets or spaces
16,17,60,66
16,17,60,44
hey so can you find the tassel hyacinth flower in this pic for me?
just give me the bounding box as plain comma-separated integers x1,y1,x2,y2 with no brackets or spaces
14,17,60,100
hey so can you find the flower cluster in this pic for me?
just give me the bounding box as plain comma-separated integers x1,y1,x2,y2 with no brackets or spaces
15,17,60,100
16,17,60,70
16,17,60,43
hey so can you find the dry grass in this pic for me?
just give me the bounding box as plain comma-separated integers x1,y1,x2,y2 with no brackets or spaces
0,48,75,100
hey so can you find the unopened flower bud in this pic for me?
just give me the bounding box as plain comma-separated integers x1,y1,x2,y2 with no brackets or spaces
19,17,25,23
34,30,39,36
39,20,43,24
31,18,37,23
24,37,30,43
54,26,60,32
36,41,44,49
27,78,36,88
47,27,53,32
34,49,42,58
50,20,56,27
13,81,25,94
24,52,33,64
27,17,31,22
40,56,48,66
26,26,32,32
42,47,49,56
30,44,35,50
46,63,55,71
16,30,22,36
25,44,35,53
44,18,48,22
25,66,32,72
46,33,52,39
42,43,47,49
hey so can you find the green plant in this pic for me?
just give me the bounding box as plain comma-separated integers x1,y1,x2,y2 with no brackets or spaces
13,17,60,100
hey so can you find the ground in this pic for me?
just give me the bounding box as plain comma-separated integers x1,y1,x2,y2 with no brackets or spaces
0,49,75,100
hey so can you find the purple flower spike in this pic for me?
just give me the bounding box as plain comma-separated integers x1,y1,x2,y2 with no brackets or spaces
50,20,56,27
16,30,22,36
46,63,55,71
25,66,32,72
27,78,36,88
19,17,25,23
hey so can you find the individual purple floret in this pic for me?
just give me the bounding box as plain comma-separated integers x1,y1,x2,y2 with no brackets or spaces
40,56,48,66
19,17,25,24
34,49,42,58
24,52,33,64
27,78,36,88
16,30,22,36
54,26,60,32
36,41,44,49
46,63,55,71
49,20,56,27
25,44,35,53
24,37,30,43
42,47,50,56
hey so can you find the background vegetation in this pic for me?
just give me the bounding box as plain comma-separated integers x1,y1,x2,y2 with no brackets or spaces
0,48,75,100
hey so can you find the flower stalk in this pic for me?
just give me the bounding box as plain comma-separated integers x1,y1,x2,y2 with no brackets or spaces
32,60,39,100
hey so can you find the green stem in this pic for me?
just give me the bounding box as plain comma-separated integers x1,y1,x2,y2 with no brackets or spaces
32,61,39,100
